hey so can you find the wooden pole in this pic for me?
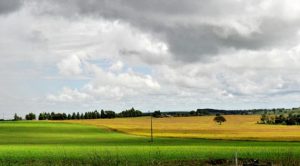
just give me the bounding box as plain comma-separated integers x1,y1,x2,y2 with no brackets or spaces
150,111,153,142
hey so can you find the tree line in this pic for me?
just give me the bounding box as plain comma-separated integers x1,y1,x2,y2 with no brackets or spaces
163,108,300,117
14,107,143,120
150,109,259,118
37,110,116,120
11,107,300,121
260,113,300,125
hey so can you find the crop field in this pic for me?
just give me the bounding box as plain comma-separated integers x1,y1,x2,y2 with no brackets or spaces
1,116,300,165
66,115,300,141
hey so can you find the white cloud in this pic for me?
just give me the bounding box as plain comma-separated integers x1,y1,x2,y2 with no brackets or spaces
48,61,160,103
109,61,124,72
2,0,300,116
160,45,300,99
47,87,91,102
57,55,83,76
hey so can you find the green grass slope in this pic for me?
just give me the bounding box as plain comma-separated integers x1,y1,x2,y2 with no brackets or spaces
0,121,300,165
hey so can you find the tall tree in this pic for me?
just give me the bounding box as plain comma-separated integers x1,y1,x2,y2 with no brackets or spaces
101,110,106,118
14,113,22,121
76,112,80,119
72,112,76,119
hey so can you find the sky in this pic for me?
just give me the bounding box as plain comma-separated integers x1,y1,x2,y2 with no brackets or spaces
1,0,300,117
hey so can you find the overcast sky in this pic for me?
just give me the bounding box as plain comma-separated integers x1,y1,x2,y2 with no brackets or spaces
1,0,300,117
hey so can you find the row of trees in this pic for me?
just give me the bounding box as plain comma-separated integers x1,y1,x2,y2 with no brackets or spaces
260,113,300,125
13,113,35,120
15,108,143,121
38,110,116,120
150,110,227,125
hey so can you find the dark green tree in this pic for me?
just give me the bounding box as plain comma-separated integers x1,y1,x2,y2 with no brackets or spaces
96,111,101,119
62,113,67,120
38,113,46,120
105,111,116,118
119,107,142,117
152,110,162,118
14,113,22,121
76,112,80,119
213,114,226,125
101,109,106,118
25,113,36,120
71,112,76,119
189,110,196,116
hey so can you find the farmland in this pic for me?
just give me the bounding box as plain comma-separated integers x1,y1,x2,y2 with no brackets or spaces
66,115,300,141
1,116,300,165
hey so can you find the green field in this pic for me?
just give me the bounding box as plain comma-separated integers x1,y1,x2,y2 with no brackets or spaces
1,121,300,165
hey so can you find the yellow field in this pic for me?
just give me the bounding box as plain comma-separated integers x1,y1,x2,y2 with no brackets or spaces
65,115,300,141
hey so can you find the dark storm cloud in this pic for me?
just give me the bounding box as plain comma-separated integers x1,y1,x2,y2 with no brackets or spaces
35,0,300,62
0,0,23,14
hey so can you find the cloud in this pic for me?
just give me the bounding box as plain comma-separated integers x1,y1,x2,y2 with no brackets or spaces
157,45,300,100
33,0,300,62
47,87,91,102
48,61,160,103
57,55,83,76
2,0,300,115
109,61,123,72
0,0,23,14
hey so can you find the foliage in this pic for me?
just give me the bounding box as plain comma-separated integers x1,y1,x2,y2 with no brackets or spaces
260,112,300,125
118,107,143,117
181,107,300,117
13,113,22,121
196,109,210,115
36,108,145,121
37,110,116,120
152,110,162,118
213,114,226,125
104,110,116,119
25,112,36,120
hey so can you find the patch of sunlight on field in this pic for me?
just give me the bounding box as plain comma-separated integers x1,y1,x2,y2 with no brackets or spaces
65,115,300,141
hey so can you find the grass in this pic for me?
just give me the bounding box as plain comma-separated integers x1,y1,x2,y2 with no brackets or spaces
0,118,300,165
66,115,300,141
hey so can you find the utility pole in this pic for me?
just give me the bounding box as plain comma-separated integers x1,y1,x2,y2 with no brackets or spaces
150,111,153,142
